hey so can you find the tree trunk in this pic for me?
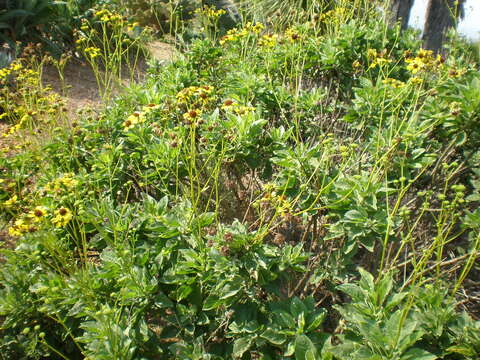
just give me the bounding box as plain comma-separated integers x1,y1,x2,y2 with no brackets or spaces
388,0,414,30
422,0,465,52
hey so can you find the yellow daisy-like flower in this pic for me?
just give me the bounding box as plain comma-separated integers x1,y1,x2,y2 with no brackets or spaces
259,34,278,48
408,77,424,85
52,207,73,228
382,78,405,89
285,28,300,42
3,195,18,207
8,219,29,237
128,111,146,123
29,206,48,222
122,118,136,131
221,99,236,111
183,109,201,123
406,58,424,74
142,103,160,113
234,106,255,115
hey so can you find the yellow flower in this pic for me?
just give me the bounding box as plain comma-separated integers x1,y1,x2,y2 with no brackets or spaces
259,34,278,48
52,208,73,228
84,47,101,59
196,5,226,19
8,219,29,237
285,27,301,42
11,62,23,71
250,22,264,34
129,111,146,123
59,175,78,189
142,104,160,113
183,109,201,123
382,78,405,89
3,195,18,207
408,77,423,85
367,49,377,59
406,58,424,74
234,106,255,115
221,99,236,110
122,118,136,131
28,206,48,222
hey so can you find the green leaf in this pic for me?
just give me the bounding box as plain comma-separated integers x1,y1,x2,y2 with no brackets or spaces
337,284,364,302
400,347,437,360
203,295,221,310
295,334,318,360
307,310,326,332
375,275,393,306
290,297,308,318
176,285,193,301
277,311,296,329
261,328,287,345
154,291,173,308
233,336,253,358
446,345,476,356
220,279,242,299
358,268,375,292
385,292,407,312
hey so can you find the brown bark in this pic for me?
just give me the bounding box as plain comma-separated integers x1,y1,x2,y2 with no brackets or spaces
388,0,415,30
423,0,465,52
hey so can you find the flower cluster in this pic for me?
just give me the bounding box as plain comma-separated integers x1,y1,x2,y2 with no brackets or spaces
122,104,159,131
367,49,392,69
0,57,66,141
7,205,73,236
195,5,227,20
0,61,22,80
382,78,405,89
44,174,79,194
176,85,215,114
220,22,264,45
94,9,123,24
84,47,101,59
8,219,31,237
405,48,444,74
259,183,293,217
2,114,30,138
318,7,348,25
222,99,255,115
259,34,278,48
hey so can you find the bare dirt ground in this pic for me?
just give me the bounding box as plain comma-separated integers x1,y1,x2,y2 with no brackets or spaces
41,40,177,114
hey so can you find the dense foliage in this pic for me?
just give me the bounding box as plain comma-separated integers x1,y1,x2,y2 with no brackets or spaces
1,1,480,359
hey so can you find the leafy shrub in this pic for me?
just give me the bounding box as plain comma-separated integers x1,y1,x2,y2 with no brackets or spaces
1,3,480,359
